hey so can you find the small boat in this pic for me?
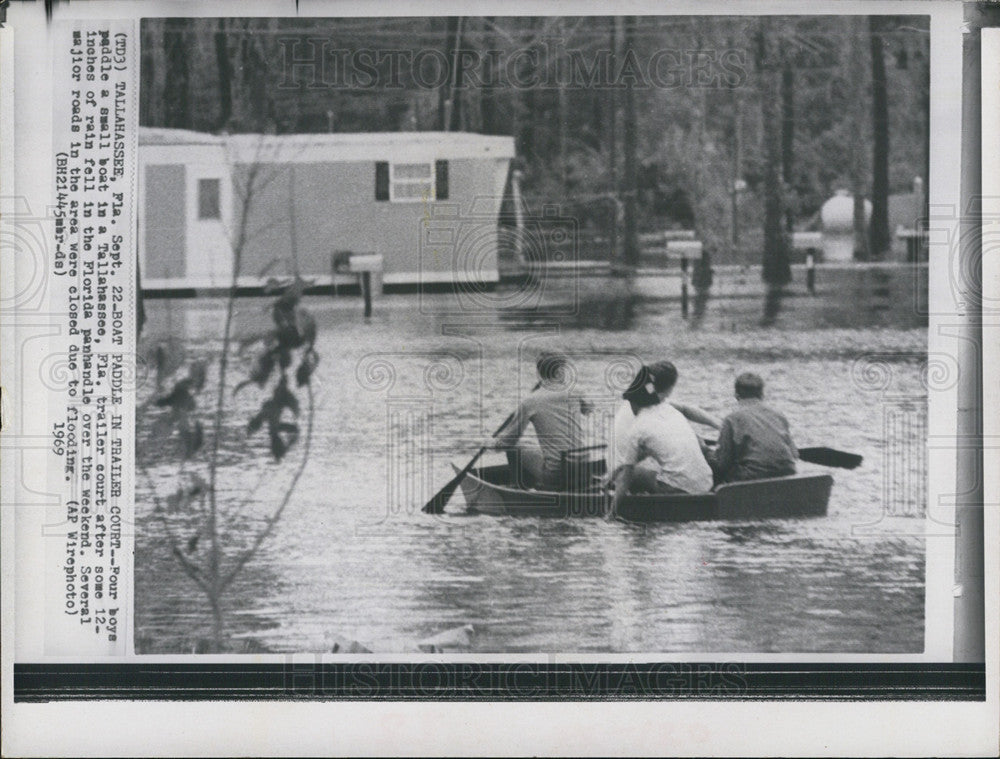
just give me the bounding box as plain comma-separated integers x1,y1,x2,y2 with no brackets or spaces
453,462,832,522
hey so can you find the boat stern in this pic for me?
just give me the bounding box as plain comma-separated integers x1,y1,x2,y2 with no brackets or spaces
714,474,833,520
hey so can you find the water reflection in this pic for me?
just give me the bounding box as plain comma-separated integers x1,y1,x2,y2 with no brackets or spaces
716,522,790,545
498,275,639,331
762,286,784,325
691,287,711,326
690,254,714,327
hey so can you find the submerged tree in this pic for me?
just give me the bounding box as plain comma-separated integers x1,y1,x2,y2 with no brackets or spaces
847,15,871,260
144,283,318,650
868,15,891,258
621,15,640,267
138,142,320,652
781,41,796,233
756,18,791,289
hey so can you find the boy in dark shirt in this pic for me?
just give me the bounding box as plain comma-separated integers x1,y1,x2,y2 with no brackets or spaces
711,373,798,483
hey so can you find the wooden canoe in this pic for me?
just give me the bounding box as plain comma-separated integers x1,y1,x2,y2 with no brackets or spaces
453,462,832,522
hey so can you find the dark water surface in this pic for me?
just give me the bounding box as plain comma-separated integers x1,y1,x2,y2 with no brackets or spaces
136,272,927,653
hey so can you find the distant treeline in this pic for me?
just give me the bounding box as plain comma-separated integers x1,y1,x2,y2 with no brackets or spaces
141,16,929,272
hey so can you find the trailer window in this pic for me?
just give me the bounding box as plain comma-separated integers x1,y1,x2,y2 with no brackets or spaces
388,161,434,202
198,178,221,219
375,162,390,201
435,160,449,200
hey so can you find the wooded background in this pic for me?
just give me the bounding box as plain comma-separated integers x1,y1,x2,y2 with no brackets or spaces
140,16,929,277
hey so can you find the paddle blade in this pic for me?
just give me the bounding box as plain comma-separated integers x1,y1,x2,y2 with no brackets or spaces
421,447,486,514
423,393,530,515
421,474,463,514
799,447,863,470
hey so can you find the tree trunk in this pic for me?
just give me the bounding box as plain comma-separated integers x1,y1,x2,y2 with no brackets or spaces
731,99,743,252
757,20,790,286
448,17,465,132
479,17,499,134
214,19,234,131
622,16,639,267
440,17,460,130
209,594,225,652
162,18,191,129
781,49,796,233
557,18,568,195
140,21,166,126
517,19,538,161
869,16,891,258
242,21,275,132
848,16,870,260
608,16,618,262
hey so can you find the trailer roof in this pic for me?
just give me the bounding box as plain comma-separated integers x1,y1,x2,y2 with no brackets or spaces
138,127,515,162
138,128,225,146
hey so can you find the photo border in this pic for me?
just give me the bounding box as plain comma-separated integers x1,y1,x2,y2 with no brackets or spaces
2,0,995,754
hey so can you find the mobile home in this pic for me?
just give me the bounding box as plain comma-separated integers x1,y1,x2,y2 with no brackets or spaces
137,127,516,292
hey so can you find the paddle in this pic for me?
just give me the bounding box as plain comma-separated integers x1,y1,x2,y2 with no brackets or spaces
702,440,863,470
797,447,863,470
421,383,539,514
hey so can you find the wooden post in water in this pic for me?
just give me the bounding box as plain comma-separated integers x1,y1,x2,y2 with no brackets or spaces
361,271,372,318
680,255,689,318
667,237,701,319
344,253,383,320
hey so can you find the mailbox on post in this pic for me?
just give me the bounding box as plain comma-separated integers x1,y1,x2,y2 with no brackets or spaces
666,239,703,318
332,251,384,318
792,231,823,294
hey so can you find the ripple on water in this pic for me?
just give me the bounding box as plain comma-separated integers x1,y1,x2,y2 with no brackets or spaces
136,292,926,653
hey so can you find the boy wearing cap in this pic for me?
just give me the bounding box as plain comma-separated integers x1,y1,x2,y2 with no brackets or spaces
711,372,798,483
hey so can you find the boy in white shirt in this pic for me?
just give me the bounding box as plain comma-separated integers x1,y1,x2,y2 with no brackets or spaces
610,362,715,517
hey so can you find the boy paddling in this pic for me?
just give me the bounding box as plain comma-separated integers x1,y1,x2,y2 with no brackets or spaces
488,353,592,491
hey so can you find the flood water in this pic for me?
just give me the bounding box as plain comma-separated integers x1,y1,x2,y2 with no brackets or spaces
135,269,927,653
